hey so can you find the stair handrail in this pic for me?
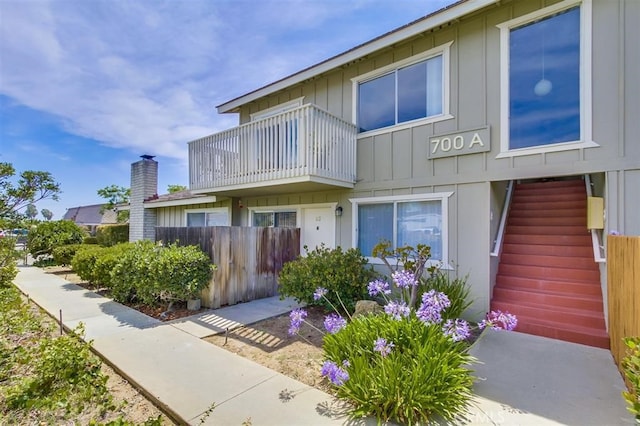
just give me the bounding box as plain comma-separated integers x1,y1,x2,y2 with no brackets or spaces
584,174,606,263
490,180,514,257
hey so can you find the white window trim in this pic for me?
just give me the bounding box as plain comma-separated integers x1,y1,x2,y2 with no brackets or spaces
349,192,453,267
248,202,337,227
351,42,454,138
184,207,230,226
250,97,305,121
496,0,597,158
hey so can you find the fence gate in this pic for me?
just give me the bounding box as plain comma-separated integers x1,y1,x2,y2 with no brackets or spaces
156,226,300,308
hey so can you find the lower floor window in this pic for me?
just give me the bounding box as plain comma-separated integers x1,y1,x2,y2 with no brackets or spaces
186,209,229,227
253,211,297,228
351,193,450,262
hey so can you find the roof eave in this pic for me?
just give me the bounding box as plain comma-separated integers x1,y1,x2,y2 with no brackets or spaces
216,0,496,114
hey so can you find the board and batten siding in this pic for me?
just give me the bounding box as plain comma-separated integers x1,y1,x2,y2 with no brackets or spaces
154,202,227,227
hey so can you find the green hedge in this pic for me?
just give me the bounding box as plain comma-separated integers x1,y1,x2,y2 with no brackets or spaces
0,237,19,288
70,241,213,306
95,224,129,247
51,244,84,266
26,221,87,259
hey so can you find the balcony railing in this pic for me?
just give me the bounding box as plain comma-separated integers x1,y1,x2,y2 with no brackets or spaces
189,104,357,192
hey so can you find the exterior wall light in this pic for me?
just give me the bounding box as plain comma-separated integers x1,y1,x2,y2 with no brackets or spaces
335,206,343,217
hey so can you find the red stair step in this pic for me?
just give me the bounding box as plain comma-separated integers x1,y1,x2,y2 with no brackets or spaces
501,243,593,257
513,317,609,349
495,275,603,296
492,287,603,311
508,208,586,218
505,225,589,236
508,216,587,227
498,264,599,283
516,179,585,191
500,253,598,270
504,234,593,247
510,200,586,210
490,300,606,330
512,192,586,203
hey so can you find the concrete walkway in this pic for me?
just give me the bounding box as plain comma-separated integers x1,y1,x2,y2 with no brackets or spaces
13,265,633,425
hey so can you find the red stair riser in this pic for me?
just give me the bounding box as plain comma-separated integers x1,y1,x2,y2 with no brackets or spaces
509,208,586,218
490,301,606,329
505,225,588,236
498,264,599,282
492,287,603,311
508,217,587,226
510,200,586,210
501,243,593,257
504,234,593,246
512,192,586,202
500,253,598,270
495,275,602,296
513,324,609,349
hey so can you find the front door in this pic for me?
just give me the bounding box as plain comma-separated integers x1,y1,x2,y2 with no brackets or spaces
301,207,335,254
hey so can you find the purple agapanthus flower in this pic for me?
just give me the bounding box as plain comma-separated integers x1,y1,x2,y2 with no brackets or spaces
321,360,349,386
421,290,451,312
288,308,308,335
478,310,518,331
323,313,347,334
313,287,328,301
392,270,418,289
373,337,395,357
416,305,442,324
442,319,471,342
384,300,410,320
367,279,391,297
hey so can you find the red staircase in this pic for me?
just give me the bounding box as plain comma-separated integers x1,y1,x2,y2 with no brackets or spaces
491,178,609,348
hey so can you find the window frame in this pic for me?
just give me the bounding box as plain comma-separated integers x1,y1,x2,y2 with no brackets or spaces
349,192,452,267
351,42,454,138
184,207,230,227
496,0,597,158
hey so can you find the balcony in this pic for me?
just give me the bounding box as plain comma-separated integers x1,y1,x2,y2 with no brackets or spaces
189,104,357,196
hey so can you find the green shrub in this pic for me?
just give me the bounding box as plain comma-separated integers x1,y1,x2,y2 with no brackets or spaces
3,324,111,415
96,224,129,247
0,237,19,288
622,337,640,421
71,245,106,285
109,241,157,304
93,244,134,289
322,313,474,424
278,245,378,313
83,236,99,245
423,271,472,320
26,220,87,259
52,244,84,266
152,244,213,303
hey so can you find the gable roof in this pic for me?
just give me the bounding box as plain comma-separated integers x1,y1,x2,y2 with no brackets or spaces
143,190,217,209
217,0,496,113
63,204,118,225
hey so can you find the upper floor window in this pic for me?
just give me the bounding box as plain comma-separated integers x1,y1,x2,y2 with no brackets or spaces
498,0,594,154
353,43,452,134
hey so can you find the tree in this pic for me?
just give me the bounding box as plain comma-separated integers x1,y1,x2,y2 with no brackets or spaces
25,203,38,219
0,162,61,220
97,185,130,223
167,184,187,194
26,220,86,259
41,208,53,221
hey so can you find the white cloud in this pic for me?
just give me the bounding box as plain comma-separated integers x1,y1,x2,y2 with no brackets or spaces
1,0,453,163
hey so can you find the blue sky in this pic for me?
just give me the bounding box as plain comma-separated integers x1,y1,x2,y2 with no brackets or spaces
0,0,453,220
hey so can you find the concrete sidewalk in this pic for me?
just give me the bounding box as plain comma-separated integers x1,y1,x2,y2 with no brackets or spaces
13,265,633,425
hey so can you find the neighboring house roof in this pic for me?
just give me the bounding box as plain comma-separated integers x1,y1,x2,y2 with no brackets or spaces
63,204,118,225
216,0,495,113
143,190,217,209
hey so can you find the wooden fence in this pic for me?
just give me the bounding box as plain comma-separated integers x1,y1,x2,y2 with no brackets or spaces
607,235,640,375
156,226,300,308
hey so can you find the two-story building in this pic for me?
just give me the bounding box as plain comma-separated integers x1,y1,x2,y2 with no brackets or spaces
133,0,639,348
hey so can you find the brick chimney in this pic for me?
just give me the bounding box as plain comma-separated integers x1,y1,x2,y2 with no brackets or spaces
129,155,157,242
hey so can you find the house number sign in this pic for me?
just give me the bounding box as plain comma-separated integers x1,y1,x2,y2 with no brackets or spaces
428,126,490,159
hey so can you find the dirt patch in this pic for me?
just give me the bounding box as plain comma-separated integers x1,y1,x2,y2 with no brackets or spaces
205,305,331,393
43,266,206,321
